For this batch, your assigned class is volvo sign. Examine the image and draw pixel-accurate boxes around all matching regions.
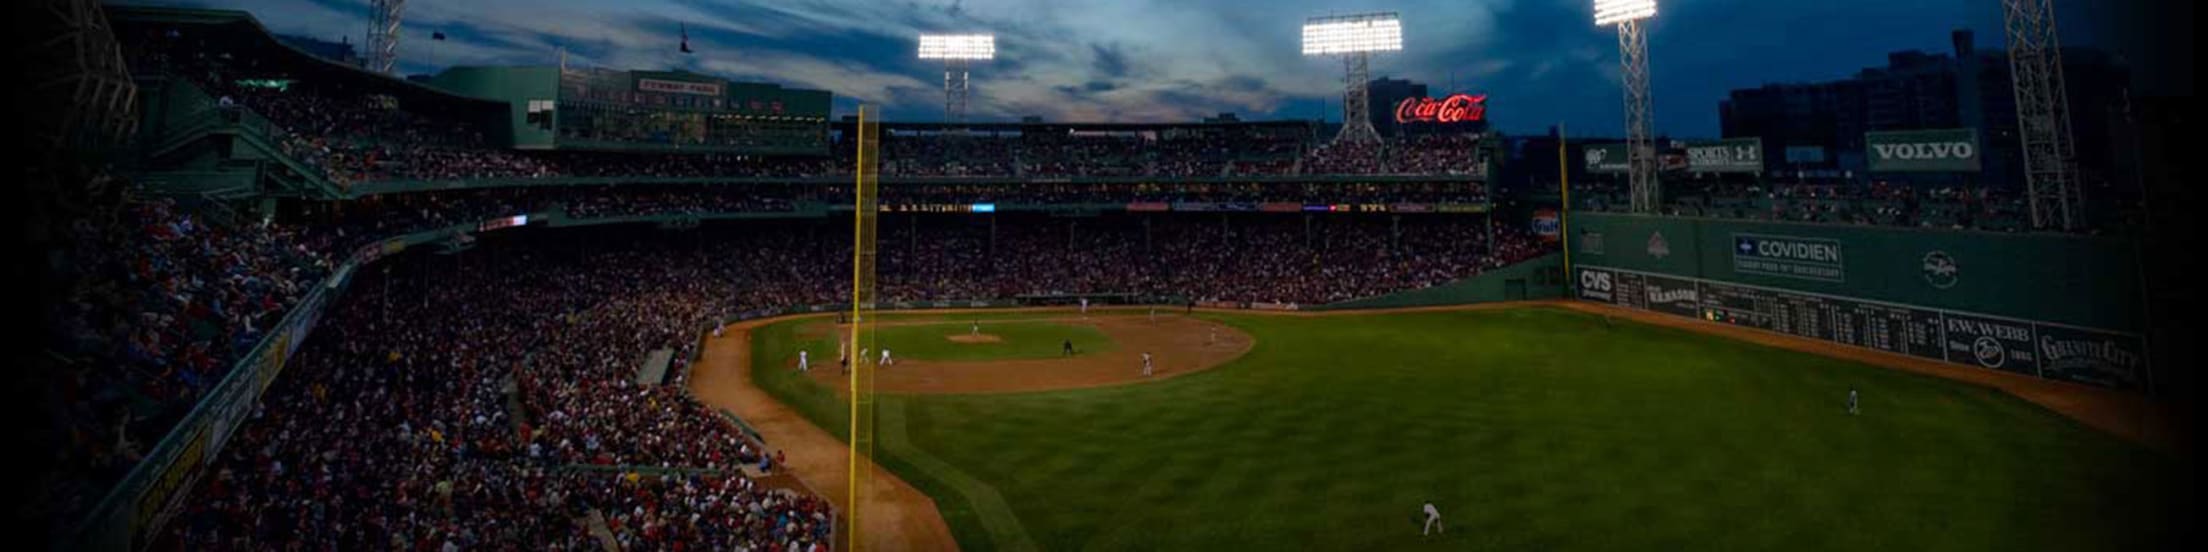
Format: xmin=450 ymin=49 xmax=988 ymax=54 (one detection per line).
xmin=1866 ymin=128 xmax=1981 ymax=172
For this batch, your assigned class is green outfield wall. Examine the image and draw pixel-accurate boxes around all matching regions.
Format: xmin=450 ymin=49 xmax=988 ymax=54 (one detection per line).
xmin=1567 ymin=212 xmax=2151 ymax=392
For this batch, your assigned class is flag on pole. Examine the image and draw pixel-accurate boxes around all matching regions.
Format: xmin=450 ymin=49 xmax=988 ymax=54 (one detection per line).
xmin=679 ymin=23 xmax=693 ymax=54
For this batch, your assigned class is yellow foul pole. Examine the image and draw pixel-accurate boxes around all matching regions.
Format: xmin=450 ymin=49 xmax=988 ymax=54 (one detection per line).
xmin=1558 ymin=124 xmax=1572 ymax=289
xmin=846 ymin=104 xmax=881 ymax=551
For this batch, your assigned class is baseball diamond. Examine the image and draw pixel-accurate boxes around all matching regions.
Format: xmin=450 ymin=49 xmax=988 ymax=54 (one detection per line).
xmin=23 ymin=2 xmax=2189 ymax=551
xmin=693 ymin=304 xmax=2179 ymax=551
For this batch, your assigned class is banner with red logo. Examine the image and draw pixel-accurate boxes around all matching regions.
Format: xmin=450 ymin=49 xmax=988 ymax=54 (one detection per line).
xmin=1395 ymin=93 xmax=1488 ymax=124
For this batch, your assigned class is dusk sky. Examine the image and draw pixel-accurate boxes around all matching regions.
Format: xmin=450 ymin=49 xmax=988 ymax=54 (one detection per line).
xmin=158 ymin=0 xmax=2176 ymax=138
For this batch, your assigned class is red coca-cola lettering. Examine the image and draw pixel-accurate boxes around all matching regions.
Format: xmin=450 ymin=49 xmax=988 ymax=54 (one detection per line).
xmin=1394 ymin=93 xmax=1488 ymax=124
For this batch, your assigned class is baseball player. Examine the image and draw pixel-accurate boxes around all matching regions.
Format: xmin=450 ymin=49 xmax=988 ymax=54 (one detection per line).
xmin=879 ymin=348 xmax=893 ymax=367
xmin=1422 ymin=502 xmax=1444 ymax=535
xmin=1062 ymin=339 xmax=1075 ymax=357
xmin=859 ymin=348 xmax=869 ymax=366
xmin=1848 ymin=387 xmax=1859 ymax=415
xmin=1141 ymin=352 xmax=1154 ymax=377
xmin=1148 ymin=306 xmax=1156 ymax=322
xmin=1080 ymin=297 xmax=1089 ymax=315
xmin=971 ymin=321 xmax=980 ymax=336
xmin=713 ymin=320 xmax=725 ymax=338
xmin=798 ymin=350 xmax=809 ymax=373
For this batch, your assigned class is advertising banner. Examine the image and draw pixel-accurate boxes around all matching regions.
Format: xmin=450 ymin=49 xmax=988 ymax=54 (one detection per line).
xmin=1584 ymin=144 xmax=1629 ymax=173
xmin=1866 ymin=128 xmax=1981 ymax=172
xmin=1731 ymin=233 xmax=1846 ymax=283
xmin=1531 ymin=209 xmax=1560 ymax=242
xmin=1685 ymin=137 xmax=1763 ymax=173
xmin=1576 ymin=267 xmax=1616 ymax=302
xmin=1941 ymin=313 xmax=2040 ymax=376
xmin=637 ymin=78 xmax=725 ymax=96
xmin=2033 ymin=325 xmax=2148 ymax=390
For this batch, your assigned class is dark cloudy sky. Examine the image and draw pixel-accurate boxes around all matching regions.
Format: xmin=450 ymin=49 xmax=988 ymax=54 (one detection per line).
xmin=158 ymin=0 xmax=2183 ymax=137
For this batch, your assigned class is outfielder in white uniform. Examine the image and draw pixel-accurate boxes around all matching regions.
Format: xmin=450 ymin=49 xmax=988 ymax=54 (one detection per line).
xmin=1141 ymin=352 xmax=1153 ymax=377
xmin=1422 ymin=502 xmax=1444 ymax=535
xmin=798 ymin=350 xmax=809 ymax=373
xmin=879 ymin=348 xmax=893 ymax=366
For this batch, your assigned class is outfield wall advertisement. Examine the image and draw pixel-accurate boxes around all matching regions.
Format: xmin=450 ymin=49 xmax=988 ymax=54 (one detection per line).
xmin=1576 ymin=265 xmax=2145 ymax=389
xmin=1569 ymin=212 xmax=2149 ymax=391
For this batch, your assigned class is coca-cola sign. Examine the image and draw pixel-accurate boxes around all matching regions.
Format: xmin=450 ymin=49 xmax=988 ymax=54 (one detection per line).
xmin=1394 ymin=93 xmax=1488 ymax=124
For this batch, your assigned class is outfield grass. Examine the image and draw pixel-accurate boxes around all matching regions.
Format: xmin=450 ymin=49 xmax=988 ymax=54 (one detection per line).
xmin=753 ymin=307 xmax=2181 ymax=551
xmin=871 ymin=320 xmax=1118 ymax=362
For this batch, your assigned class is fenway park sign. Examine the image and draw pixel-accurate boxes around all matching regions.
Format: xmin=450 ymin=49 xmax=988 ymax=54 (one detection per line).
xmin=1395 ymin=93 xmax=1488 ymax=124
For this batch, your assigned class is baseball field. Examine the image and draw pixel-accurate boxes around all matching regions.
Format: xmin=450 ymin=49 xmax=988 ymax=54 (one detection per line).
xmin=690 ymin=305 xmax=2180 ymax=551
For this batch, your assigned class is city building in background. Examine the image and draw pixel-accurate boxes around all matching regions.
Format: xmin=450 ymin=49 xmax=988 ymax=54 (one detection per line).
xmin=1719 ymin=29 xmax=2133 ymax=198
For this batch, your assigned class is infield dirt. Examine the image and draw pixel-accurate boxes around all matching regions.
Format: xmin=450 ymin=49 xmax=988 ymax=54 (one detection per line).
xmin=791 ymin=314 xmax=1255 ymax=394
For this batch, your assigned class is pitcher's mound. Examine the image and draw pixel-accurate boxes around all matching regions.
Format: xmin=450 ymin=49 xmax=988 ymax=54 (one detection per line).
xmin=947 ymin=334 xmax=1003 ymax=344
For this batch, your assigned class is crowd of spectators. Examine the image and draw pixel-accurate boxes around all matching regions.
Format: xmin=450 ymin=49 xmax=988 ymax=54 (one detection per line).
xmin=33 ymin=177 xmax=335 ymax=536
xmin=162 ymin=236 xmax=837 ymax=550
xmin=1570 ymin=178 xmax=2045 ymax=232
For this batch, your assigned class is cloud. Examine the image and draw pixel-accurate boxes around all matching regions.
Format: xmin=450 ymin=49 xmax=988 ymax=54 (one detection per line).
xmin=172 ymin=0 xmax=2141 ymax=136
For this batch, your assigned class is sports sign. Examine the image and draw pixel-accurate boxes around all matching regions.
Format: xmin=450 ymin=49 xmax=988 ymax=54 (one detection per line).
xmin=1394 ymin=93 xmax=1488 ymax=124
xmin=1866 ymin=128 xmax=1980 ymax=172
xmin=1684 ymin=137 xmax=1762 ymax=173
xmin=1583 ymin=144 xmax=1628 ymax=174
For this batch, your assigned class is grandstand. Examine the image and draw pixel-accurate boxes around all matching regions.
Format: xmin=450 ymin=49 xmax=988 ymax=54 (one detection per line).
xmin=21 ymin=2 xmax=2180 ymax=551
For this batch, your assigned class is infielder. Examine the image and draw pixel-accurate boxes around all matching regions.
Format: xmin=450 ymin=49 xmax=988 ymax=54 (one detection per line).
xmin=798 ymin=350 xmax=810 ymax=373
xmin=1422 ymin=502 xmax=1444 ymax=535
xmin=879 ymin=348 xmax=894 ymax=367
xmin=1141 ymin=352 xmax=1153 ymax=377
xmin=1080 ymin=297 xmax=1089 ymax=315
xmin=1062 ymin=339 xmax=1075 ymax=357
xmin=1848 ymin=387 xmax=1859 ymax=415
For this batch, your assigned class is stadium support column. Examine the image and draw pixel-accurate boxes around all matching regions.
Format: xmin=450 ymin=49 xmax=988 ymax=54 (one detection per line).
xmin=1617 ymin=18 xmax=1659 ymax=213
xmin=1337 ymin=51 xmax=1381 ymax=144
xmin=846 ymin=104 xmax=882 ymax=550
xmin=2003 ymin=0 xmax=2080 ymax=230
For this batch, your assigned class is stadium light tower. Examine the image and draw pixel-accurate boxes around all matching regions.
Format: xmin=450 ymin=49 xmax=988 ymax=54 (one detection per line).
xmin=2002 ymin=0 xmax=2080 ymax=231
xmin=1594 ymin=0 xmax=1658 ymax=213
xmin=1303 ymin=12 xmax=1402 ymax=144
xmin=366 ymin=0 xmax=405 ymax=74
xmin=917 ymin=34 xmax=995 ymax=124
